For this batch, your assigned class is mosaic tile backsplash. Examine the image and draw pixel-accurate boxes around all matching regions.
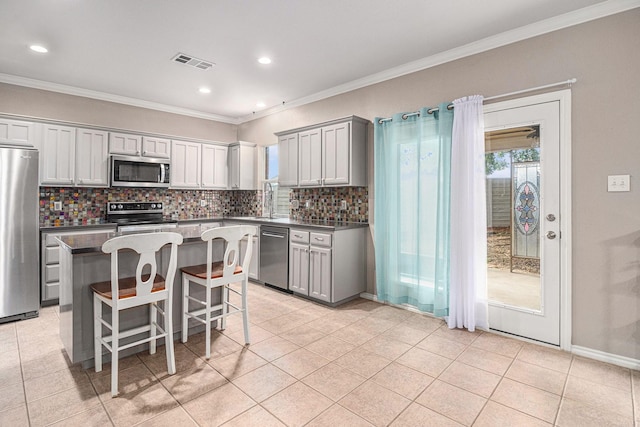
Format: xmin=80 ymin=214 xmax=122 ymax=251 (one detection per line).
xmin=39 ymin=186 xmax=368 ymax=227
xmin=39 ymin=187 xmax=262 ymax=227
xmin=289 ymin=186 xmax=368 ymax=223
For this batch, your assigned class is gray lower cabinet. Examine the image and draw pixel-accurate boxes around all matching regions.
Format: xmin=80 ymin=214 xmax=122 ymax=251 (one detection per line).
xmin=289 ymin=227 xmax=365 ymax=304
xmin=40 ymin=226 xmax=116 ymax=304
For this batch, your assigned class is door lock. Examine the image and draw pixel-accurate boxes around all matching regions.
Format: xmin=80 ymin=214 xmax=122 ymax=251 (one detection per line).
xmin=546 ymin=231 xmax=557 ymax=239
xmin=546 ymin=214 xmax=556 ymax=222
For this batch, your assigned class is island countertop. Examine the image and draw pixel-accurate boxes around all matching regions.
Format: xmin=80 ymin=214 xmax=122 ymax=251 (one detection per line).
xmin=57 ymin=224 xmax=208 ymax=254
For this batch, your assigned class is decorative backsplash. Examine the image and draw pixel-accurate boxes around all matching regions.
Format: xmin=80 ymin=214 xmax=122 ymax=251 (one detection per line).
xmin=39 ymin=187 xmax=262 ymax=227
xmin=289 ymin=186 xmax=368 ymax=223
xmin=40 ymin=186 xmax=368 ymax=227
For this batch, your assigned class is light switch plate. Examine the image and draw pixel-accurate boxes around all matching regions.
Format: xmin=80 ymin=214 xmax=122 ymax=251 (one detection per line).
xmin=54 ymin=201 xmax=62 ymax=211
xmin=608 ymin=174 xmax=630 ymax=192
xmin=200 ymin=199 xmax=207 ymax=207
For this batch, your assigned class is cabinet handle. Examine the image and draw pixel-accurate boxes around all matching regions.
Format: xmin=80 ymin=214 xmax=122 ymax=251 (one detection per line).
xmin=315 ymin=237 xmax=324 ymax=241
xmin=143 ymin=151 xmax=147 ymax=155
xmin=294 ymin=234 xmax=302 ymax=238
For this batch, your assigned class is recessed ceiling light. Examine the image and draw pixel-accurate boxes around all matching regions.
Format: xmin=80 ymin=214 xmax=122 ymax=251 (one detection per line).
xmin=256 ymin=102 xmax=266 ymax=108
xmin=199 ymin=87 xmax=211 ymax=94
xmin=258 ymin=57 xmax=272 ymax=65
xmin=30 ymin=45 xmax=48 ymax=53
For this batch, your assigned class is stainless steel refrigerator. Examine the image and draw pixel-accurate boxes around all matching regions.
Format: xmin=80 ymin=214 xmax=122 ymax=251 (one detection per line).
xmin=0 ymin=146 xmax=39 ymax=322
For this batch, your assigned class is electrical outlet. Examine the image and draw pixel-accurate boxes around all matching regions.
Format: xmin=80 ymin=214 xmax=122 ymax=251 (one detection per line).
xmin=305 ymin=200 xmax=312 ymax=209
xmin=291 ymin=200 xmax=300 ymax=209
xmin=200 ymin=199 xmax=207 ymax=207
xmin=608 ymin=174 xmax=631 ymax=192
xmin=341 ymin=200 xmax=348 ymax=210
xmin=54 ymin=201 xmax=62 ymax=211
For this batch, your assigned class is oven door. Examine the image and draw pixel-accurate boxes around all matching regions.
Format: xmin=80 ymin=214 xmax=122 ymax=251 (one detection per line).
xmin=111 ymin=155 xmax=170 ymax=188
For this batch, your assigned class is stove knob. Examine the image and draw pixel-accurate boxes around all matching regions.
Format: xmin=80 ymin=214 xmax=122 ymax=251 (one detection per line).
xmin=110 ymin=204 xmax=117 ymax=210
xmin=157 ymin=203 xmax=162 ymax=209
xmin=117 ymin=204 xmax=123 ymax=209
xmin=151 ymin=204 xmax=156 ymax=209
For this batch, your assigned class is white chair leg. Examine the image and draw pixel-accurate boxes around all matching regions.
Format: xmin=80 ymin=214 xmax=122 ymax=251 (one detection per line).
xmin=150 ymin=302 xmax=157 ymax=355
xmin=93 ymin=295 xmax=103 ymax=372
xmin=221 ymin=285 xmax=228 ymax=331
xmin=182 ymin=275 xmax=189 ymax=343
xmin=241 ymin=278 xmax=250 ymax=345
xmin=111 ymin=309 xmax=120 ymax=397
xmin=205 ymin=281 xmax=212 ymax=360
xmin=164 ymin=299 xmax=176 ymax=375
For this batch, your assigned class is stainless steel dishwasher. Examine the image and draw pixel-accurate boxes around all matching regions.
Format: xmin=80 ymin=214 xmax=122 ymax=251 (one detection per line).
xmin=259 ymin=226 xmax=290 ymax=291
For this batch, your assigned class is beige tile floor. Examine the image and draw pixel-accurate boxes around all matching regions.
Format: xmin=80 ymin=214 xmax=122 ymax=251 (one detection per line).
xmin=1 ymin=281 xmax=638 ymax=426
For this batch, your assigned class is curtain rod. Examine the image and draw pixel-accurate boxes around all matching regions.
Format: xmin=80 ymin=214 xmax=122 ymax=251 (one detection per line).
xmin=377 ymin=78 xmax=577 ymax=124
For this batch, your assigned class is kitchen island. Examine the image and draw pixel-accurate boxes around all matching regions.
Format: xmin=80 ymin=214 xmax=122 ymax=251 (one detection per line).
xmin=57 ymin=224 xmax=226 ymax=367
xmin=56 ymin=218 xmax=369 ymax=367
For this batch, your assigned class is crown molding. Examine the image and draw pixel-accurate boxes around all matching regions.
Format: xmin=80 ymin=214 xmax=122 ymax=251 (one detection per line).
xmin=0 ymin=73 xmax=241 ymax=125
xmin=1 ymin=0 xmax=638 ymax=125
xmin=239 ymin=0 xmax=640 ymax=123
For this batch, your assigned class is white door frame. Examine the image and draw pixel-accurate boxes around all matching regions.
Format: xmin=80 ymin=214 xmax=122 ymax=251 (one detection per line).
xmin=483 ymin=89 xmax=572 ymax=351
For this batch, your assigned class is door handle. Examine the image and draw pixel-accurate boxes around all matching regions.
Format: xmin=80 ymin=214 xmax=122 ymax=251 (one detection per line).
xmin=546 ymin=231 xmax=557 ymax=239
xmin=262 ymin=232 xmax=285 ymax=239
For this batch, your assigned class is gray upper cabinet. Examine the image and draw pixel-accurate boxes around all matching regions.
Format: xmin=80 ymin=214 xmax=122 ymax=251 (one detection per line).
xmin=278 ymin=133 xmax=299 ymax=186
xmin=275 ymin=116 xmax=368 ymax=188
xmin=142 ymin=136 xmax=171 ymax=158
xmin=75 ymin=128 xmax=109 ymax=187
xmin=228 ymin=141 xmax=256 ymax=190
xmin=109 ymin=132 xmax=142 ymax=156
xmin=0 ymin=118 xmax=36 ymax=147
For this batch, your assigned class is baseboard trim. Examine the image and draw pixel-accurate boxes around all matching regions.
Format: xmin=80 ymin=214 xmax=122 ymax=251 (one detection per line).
xmin=571 ymin=345 xmax=640 ymax=370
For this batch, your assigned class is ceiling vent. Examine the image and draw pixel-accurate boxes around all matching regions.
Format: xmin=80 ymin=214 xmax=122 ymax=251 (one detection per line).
xmin=172 ymin=53 xmax=215 ymax=70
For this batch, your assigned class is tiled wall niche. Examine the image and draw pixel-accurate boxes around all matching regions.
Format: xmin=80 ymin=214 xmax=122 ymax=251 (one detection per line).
xmin=40 ymin=186 xmax=369 ymax=227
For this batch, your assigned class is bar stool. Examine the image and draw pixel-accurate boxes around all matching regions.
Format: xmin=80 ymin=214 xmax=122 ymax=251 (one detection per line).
xmin=91 ymin=232 xmax=183 ymax=397
xmin=181 ymin=225 xmax=257 ymax=359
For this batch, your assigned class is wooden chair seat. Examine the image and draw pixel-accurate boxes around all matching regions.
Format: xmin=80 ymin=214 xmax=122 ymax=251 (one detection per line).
xmin=91 ymin=274 xmax=166 ymax=300
xmin=180 ymin=262 xmax=242 ymax=279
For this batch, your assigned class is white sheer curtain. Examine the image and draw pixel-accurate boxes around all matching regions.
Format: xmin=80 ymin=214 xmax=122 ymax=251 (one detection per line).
xmin=448 ymin=95 xmax=488 ymax=331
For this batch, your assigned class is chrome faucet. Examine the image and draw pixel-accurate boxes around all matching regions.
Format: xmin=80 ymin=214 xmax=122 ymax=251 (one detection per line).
xmin=265 ymin=182 xmax=274 ymax=219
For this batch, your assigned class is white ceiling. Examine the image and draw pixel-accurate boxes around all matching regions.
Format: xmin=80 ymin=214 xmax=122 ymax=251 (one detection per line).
xmin=0 ymin=0 xmax=635 ymax=124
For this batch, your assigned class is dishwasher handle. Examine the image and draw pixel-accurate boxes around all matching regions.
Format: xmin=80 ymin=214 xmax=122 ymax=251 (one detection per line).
xmin=262 ymin=232 xmax=286 ymax=239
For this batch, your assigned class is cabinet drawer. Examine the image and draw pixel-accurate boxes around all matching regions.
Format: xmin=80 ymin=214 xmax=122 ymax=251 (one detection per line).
xmin=45 ymin=264 xmax=59 ymax=283
xmin=290 ymin=230 xmax=309 ymax=244
xmin=44 ymin=282 xmax=60 ymax=301
xmin=45 ymin=233 xmax=61 ymax=246
xmin=310 ymin=232 xmax=332 ymax=248
xmin=45 ymin=246 xmax=60 ymax=264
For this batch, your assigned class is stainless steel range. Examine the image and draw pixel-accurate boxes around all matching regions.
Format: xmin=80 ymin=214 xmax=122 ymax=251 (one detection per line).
xmin=107 ymin=201 xmax=178 ymax=232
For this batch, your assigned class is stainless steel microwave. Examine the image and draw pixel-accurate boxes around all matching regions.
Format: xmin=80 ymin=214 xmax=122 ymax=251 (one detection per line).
xmin=110 ymin=155 xmax=170 ymax=187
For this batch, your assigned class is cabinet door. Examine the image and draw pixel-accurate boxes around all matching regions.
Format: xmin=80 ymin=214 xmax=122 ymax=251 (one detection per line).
xmin=142 ymin=136 xmax=171 ymax=158
xmin=201 ymin=144 xmax=228 ymax=189
xmin=309 ymin=246 xmax=331 ymax=302
xmin=228 ymin=144 xmax=240 ymax=189
xmin=278 ymin=134 xmax=298 ymax=186
xmin=0 ymin=118 xmax=35 ymax=147
xmin=41 ymin=124 xmax=76 ymax=185
xmin=75 ymin=128 xmax=109 ymax=187
xmin=171 ymin=140 xmax=201 ymax=188
xmin=298 ymin=129 xmax=322 ymax=186
xmin=109 ymin=132 xmax=142 ymax=156
xmin=322 ymin=122 xmax=350 ymax=185
xmin=290 ymin=242 xmax=309 ymax=295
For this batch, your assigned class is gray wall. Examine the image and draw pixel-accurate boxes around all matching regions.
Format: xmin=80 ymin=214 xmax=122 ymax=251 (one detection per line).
xmin=0 ymin=83 xmax=238 ymax=142
xmin=237 ymin=10 xmax=640 ymax=360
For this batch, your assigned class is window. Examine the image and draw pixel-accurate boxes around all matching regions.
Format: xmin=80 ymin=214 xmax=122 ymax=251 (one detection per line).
xmin=263 ymin=144 xmax=290 ymax=217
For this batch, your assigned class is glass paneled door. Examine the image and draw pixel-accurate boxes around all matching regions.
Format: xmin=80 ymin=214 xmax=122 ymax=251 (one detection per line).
xmin=484 ymin=99 xmax=562 ymax=345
